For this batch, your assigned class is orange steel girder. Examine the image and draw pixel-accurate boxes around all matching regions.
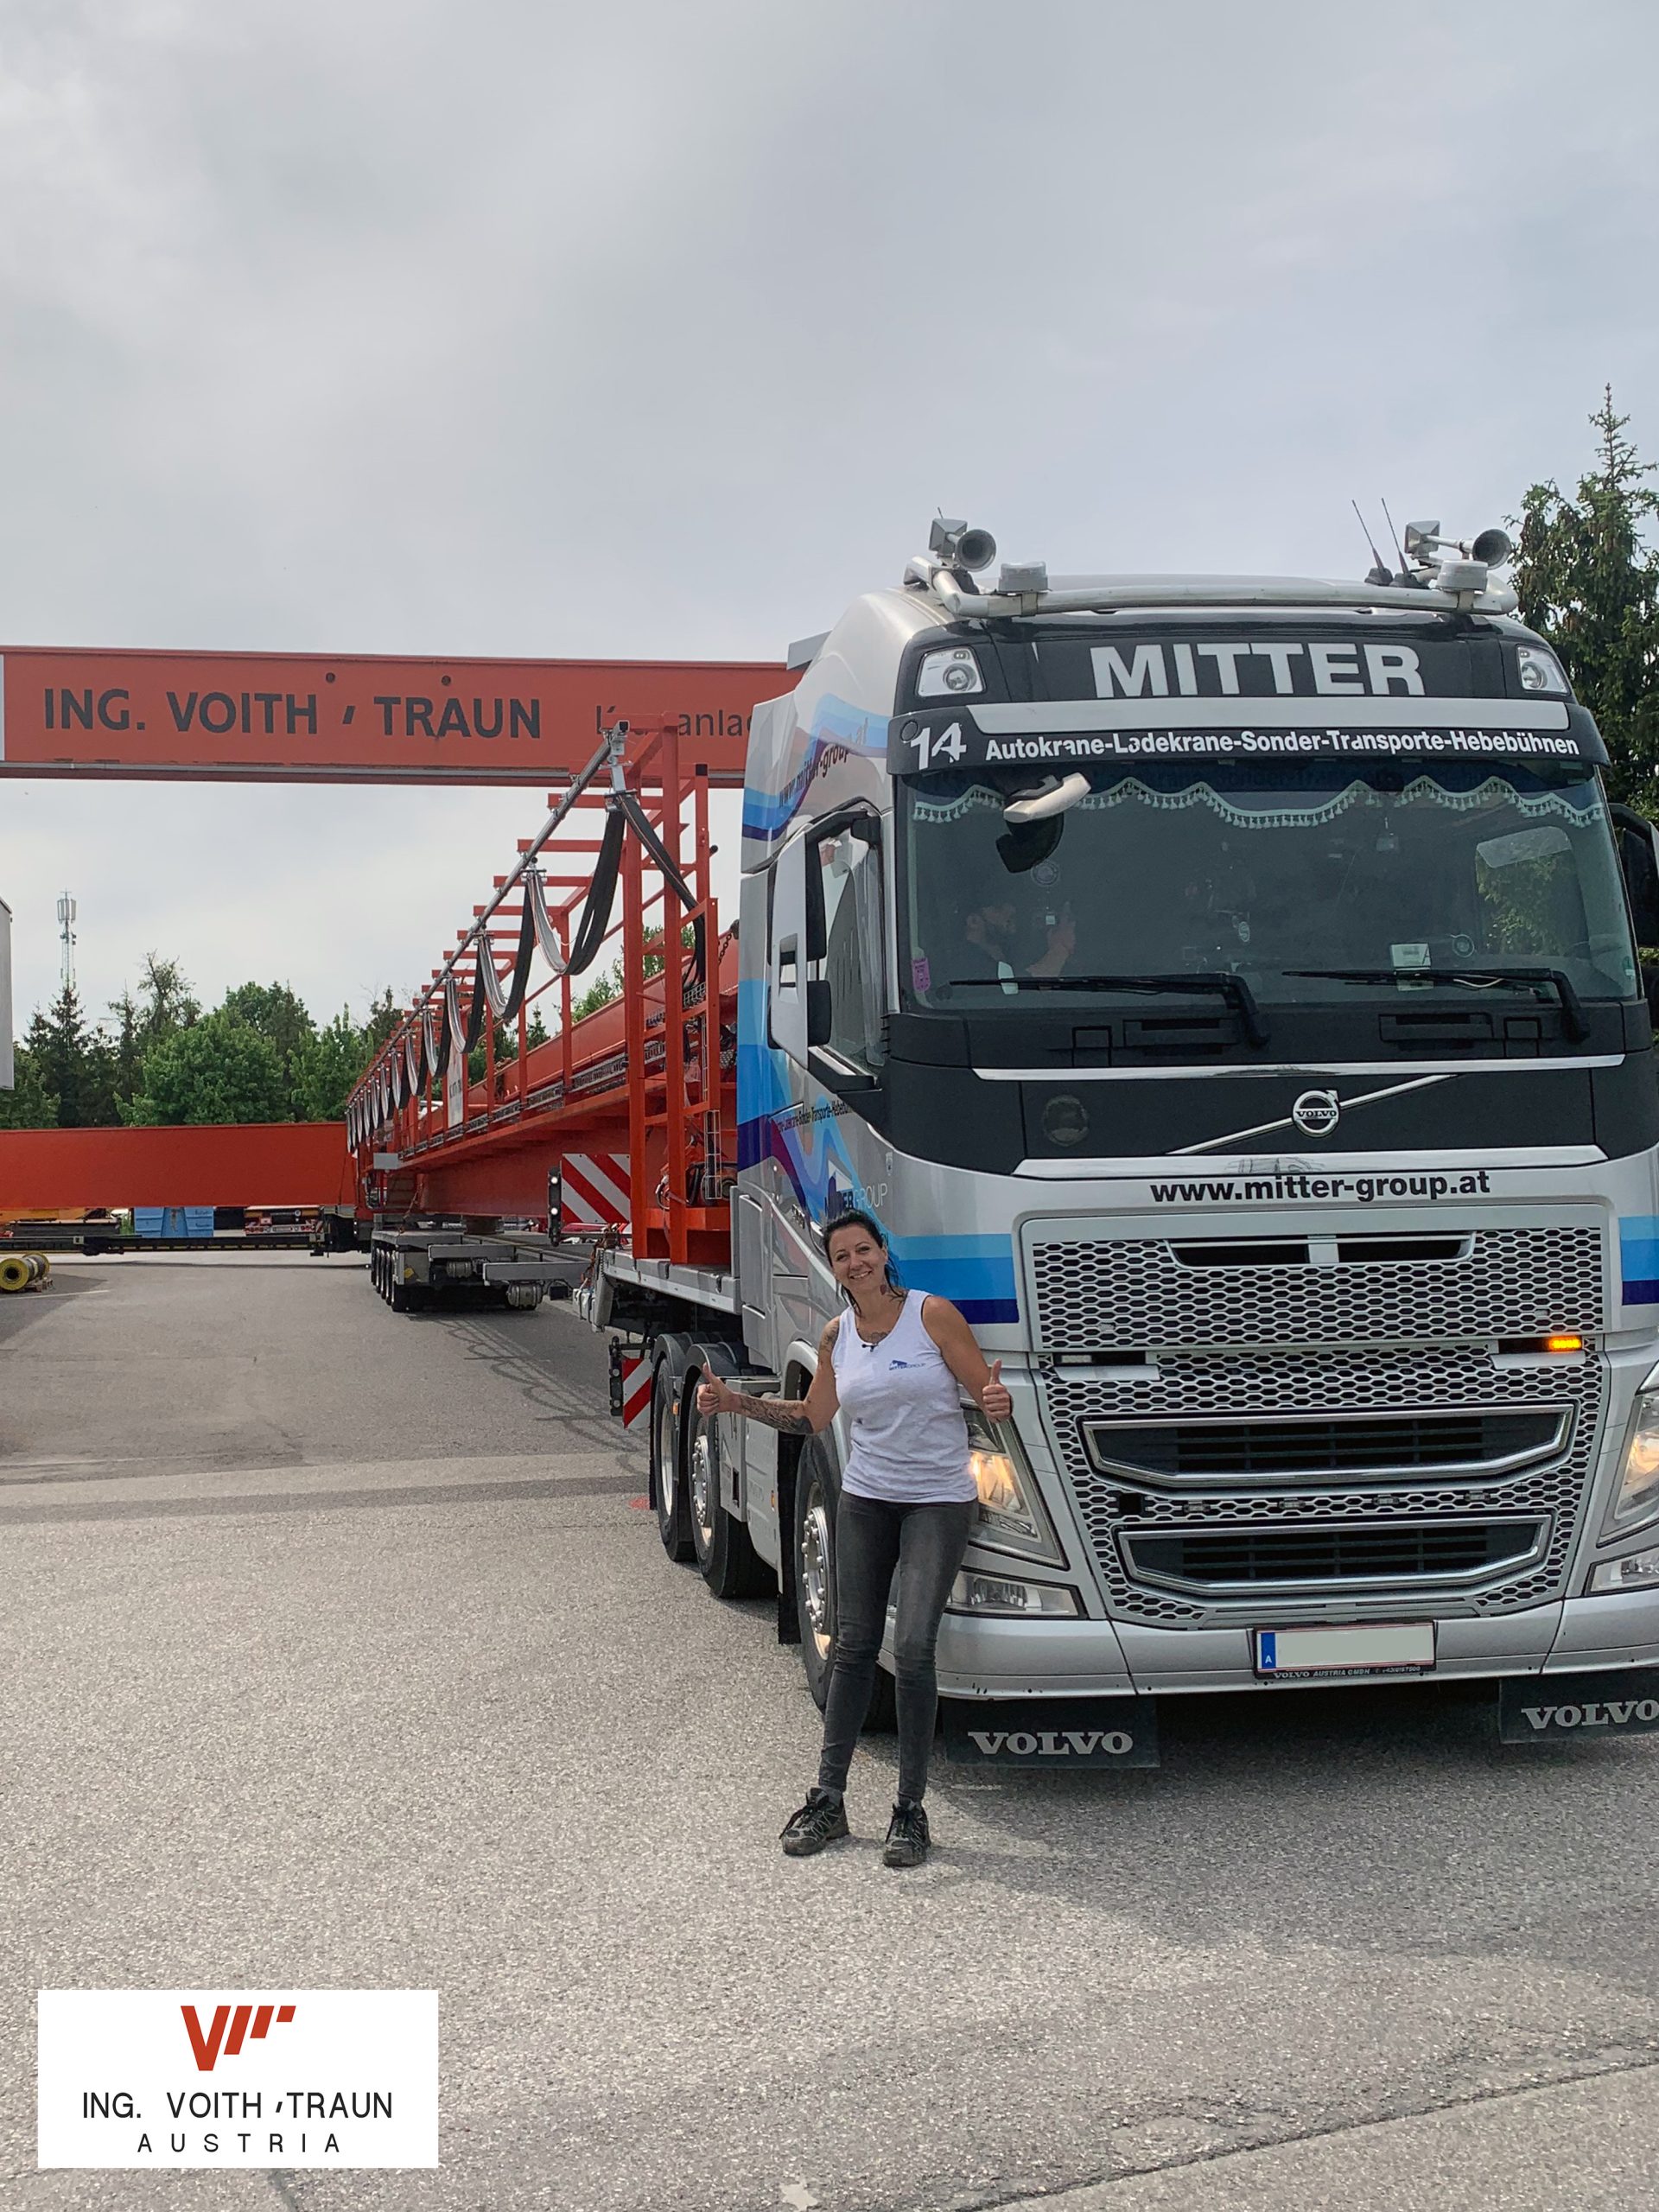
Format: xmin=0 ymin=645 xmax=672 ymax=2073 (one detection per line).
xmin=0 ymin=1122 xmax=355 ymax=1211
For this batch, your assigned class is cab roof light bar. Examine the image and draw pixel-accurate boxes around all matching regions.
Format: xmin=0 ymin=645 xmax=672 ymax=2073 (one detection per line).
xmin=905 ymin=515 xmax=1520 ymax=621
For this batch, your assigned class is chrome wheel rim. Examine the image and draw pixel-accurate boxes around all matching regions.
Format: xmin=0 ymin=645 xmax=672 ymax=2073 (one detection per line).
xmin=689 ymin=1416 xmax=715 ymax=1550
xmin=800 ymin=1484 xmax=833 ymax=1661
xmin=655 ymin=1384 xmax=676 ymax=1527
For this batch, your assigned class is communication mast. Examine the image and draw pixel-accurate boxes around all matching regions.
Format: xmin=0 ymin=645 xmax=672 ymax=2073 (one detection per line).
xmin=56 ymin=892 xmax=76 ymax=992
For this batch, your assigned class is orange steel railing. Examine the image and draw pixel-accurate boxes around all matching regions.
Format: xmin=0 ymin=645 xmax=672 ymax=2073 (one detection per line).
xmin=346 ymin=721 xmax=734 ymax=1268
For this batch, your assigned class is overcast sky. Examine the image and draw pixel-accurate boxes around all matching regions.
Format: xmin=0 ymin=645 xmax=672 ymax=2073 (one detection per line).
xmin=3 ymin=0 xmax=1656 ymax=1038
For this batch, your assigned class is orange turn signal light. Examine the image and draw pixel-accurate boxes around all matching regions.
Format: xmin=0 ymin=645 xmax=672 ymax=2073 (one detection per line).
xmin=1543 ymin=1333 xmax=1585 ymax=1354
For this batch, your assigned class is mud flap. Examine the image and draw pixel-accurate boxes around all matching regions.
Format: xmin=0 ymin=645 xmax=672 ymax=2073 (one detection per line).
xmin=1498 ymin=1666 xmax=1659 ymax=1743
xmin=940 ymin=1696 xmax=1160 ymax=1769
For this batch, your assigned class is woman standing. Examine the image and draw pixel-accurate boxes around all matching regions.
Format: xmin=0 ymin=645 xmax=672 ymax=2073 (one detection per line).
xmin=696 ymin=1208 xmax=1012 ymax=1869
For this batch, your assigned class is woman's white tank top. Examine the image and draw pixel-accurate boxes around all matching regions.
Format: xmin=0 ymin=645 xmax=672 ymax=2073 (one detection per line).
xmin=831 ymin=1290 xmax=978 ymax=1505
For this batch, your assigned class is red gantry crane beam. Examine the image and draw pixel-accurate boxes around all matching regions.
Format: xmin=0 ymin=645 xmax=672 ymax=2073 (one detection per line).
xmin=345 ymin=720 xmax=735 ymax=1261
xmin=0 ymin=648 xmax=787 ymax=783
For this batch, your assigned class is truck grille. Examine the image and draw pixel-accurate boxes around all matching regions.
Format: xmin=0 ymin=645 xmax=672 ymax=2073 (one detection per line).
xmin=1120 ymin=1516 xmax=1549 ymax=1596
xmin=1084 ymin=1409 xmax=1567 ymax=1488
xmin=1041 ymin=1346 xmax=1603 ymax=1625
xmin=1027 ymin=1224 xmax=1604 ymax=1351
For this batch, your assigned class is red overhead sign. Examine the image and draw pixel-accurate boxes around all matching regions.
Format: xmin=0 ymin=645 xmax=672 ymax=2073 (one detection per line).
xmin=0 ymin=647 xmax=791 ymax=784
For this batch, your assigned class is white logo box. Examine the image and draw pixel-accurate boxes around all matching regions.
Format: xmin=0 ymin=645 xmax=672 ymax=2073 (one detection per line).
xmin=38 ymin=1990 xmax=438 ymax=2169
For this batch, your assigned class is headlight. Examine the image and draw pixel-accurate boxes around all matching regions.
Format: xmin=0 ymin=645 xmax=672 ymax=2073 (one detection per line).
xmin=1589 ymin=1543 xmax=1659 ymax=1593
xmin=917 ymin=647 xmax=983 ymax=698
xmin=1608 ymin=1391 xmax=1659 ymax=1530
xmin=964 ymin=1406 xmax=1066 ymax=1565
xmin=948 ymin=1570 xmax=1080 ymax=1617
xmin=1516 ymin=645 xmax=1568 ymax=695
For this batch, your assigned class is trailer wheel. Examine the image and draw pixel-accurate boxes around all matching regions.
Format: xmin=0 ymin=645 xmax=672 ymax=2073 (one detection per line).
xmin=388 ymin=1272 xmax=409 ymax=1313
xmin=504 ymin=1283 xmax=543 ymax=1311
xmin=651 ymin=1359 xmax=695 ymax=1562
xmin=684 ymin=1380 xmax=770 ymax=1600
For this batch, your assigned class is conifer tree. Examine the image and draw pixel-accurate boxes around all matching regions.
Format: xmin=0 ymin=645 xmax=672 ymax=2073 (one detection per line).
xmin=1515 ymin=388 xmax=1659 ymax=810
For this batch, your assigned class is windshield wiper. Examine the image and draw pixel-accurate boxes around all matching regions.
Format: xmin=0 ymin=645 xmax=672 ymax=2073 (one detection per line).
xmin=1287 ymin=967 xmax=1589 ymax=1043
xmin=948 ymin=970 xmax=1268 ymax=1047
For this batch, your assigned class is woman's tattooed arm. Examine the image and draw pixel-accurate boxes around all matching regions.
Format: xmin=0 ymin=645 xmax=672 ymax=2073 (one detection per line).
xmin=727 ymin=1393 xmax=813 ymax=1434
xmin=696 ymin=1318 xmax=841 ymax=1434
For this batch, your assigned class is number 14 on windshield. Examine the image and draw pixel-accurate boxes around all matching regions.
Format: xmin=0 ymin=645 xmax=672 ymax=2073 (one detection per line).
xmin=907 ymin=722 xmax=966 ymax=769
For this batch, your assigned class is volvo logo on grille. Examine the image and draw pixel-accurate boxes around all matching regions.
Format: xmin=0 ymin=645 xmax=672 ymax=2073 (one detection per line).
xmin=1291 ymin=1089 xmax=1340 ymax=1138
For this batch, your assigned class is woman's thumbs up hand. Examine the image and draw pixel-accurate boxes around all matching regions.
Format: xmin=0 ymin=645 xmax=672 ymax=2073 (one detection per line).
xmin=981 ymin=1358 xmax=1013 ymax=1422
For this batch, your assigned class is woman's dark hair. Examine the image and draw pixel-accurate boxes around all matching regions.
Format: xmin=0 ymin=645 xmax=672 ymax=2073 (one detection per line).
xmin=820 ymin=1206 xmax=903 ymax=1294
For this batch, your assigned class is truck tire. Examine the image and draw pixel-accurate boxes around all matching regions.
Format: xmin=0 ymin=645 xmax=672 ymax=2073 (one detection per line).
xmin=793 ymin=1437 xmax=839 ymax=1709
xmin=683 ymin=1378 xmax=771 ymax=1600
xmin=651 ymin=1358 xmax=695 ymax=1562
xmin=792 ymin=1436 xmax=897 ymax=1727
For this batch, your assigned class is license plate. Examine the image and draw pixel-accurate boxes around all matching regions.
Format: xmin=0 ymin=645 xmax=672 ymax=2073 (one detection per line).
xmin=1255 ymin=1622 xmax=1435 ymax=1679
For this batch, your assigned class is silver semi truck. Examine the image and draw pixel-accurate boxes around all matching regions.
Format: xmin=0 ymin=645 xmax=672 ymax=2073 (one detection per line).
xmin=598 ymin=520 xmax=1659 ymax=1762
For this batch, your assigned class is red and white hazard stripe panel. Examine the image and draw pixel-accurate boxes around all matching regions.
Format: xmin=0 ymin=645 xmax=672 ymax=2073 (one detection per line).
xmin=617 ymin=1353 xmax=652 ymax=1428
xmin=562 ymin=1152 xmax=631 ymax=1229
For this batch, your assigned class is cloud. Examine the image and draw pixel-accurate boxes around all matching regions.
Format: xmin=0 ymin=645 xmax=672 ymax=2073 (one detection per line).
xmin=1 ymin=0 xmax=1656 ymax=1037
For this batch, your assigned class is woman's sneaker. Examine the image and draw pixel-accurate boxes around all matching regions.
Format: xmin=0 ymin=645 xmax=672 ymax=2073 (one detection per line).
xmin=882 ymin=1800 xmax=930 ymax=1868
xmin=780 ymin=1789 xmax=849 ymax=1857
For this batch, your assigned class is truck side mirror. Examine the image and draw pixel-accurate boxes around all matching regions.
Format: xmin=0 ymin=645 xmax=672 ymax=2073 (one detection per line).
xmin=768 ymin=836 xmax=812 ymax=1065
xmin=1613 ymin=805 xmax=1659 ymax=945
xmin=806 ymin=982 xmax=832 ymax=1049
xmin=803 ymin=839 xmax=827 ymax=963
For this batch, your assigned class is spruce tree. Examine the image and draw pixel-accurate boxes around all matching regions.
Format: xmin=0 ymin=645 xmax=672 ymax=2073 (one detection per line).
xmin=21 ymin=986 xmax=115 ymax=1127
xmin=1515 ymin=388 xmax=1659 ymax=810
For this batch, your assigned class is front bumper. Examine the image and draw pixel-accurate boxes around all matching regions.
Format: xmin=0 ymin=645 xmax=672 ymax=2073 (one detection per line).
xmin=930 ymin=1584 xmax=1659 ymax=1698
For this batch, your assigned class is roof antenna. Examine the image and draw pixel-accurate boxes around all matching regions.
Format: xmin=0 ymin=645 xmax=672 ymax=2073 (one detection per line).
xmin=1351 ymin=499 xmax=1391 ymax=587
xmin=1379 ymin=496 xmax=1408 ymax=580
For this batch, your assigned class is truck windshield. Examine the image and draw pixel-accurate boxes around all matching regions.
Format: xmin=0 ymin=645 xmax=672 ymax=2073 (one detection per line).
xmin=899 ymin=761 xmax=1638 ymax=1009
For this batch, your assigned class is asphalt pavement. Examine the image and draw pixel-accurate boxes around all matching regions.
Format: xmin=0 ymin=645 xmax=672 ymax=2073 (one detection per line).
xmin=4 ymin=1255 xmax=1659 ymax=2211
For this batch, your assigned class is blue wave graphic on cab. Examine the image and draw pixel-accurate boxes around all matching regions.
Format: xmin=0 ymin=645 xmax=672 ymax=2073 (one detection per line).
xmin=735 ymin=980 xmax=861 ymax=1207
xmin=1620 ymin=1216 xmax=1659 ymax=1304
xmin=737 ymin=982 xmax=1020 ymax=1324
xmin=741 ymin=694 xmax=889 ymax=851
xmin=887 ymin=1234 xmax=1019 ymax=1326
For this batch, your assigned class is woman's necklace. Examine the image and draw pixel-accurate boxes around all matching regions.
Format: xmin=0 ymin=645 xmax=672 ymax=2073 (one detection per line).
xmin=852 ymin=1287 xmax=906 ymax=1346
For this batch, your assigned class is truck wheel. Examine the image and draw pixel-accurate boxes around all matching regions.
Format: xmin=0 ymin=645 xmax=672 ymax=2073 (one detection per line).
xmin=685 ymin=1381 xmax=771 ymax=1600
xmin=794 ymin=1437 xmax=840 ymax=1708
xmin=792 ymin=1437 xmax=896 ymax=1726
xmin=388 ymin=1272 xmax=408 ymax=1313
xmin=651 ymin=1359 xmax=695 ymax=1562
